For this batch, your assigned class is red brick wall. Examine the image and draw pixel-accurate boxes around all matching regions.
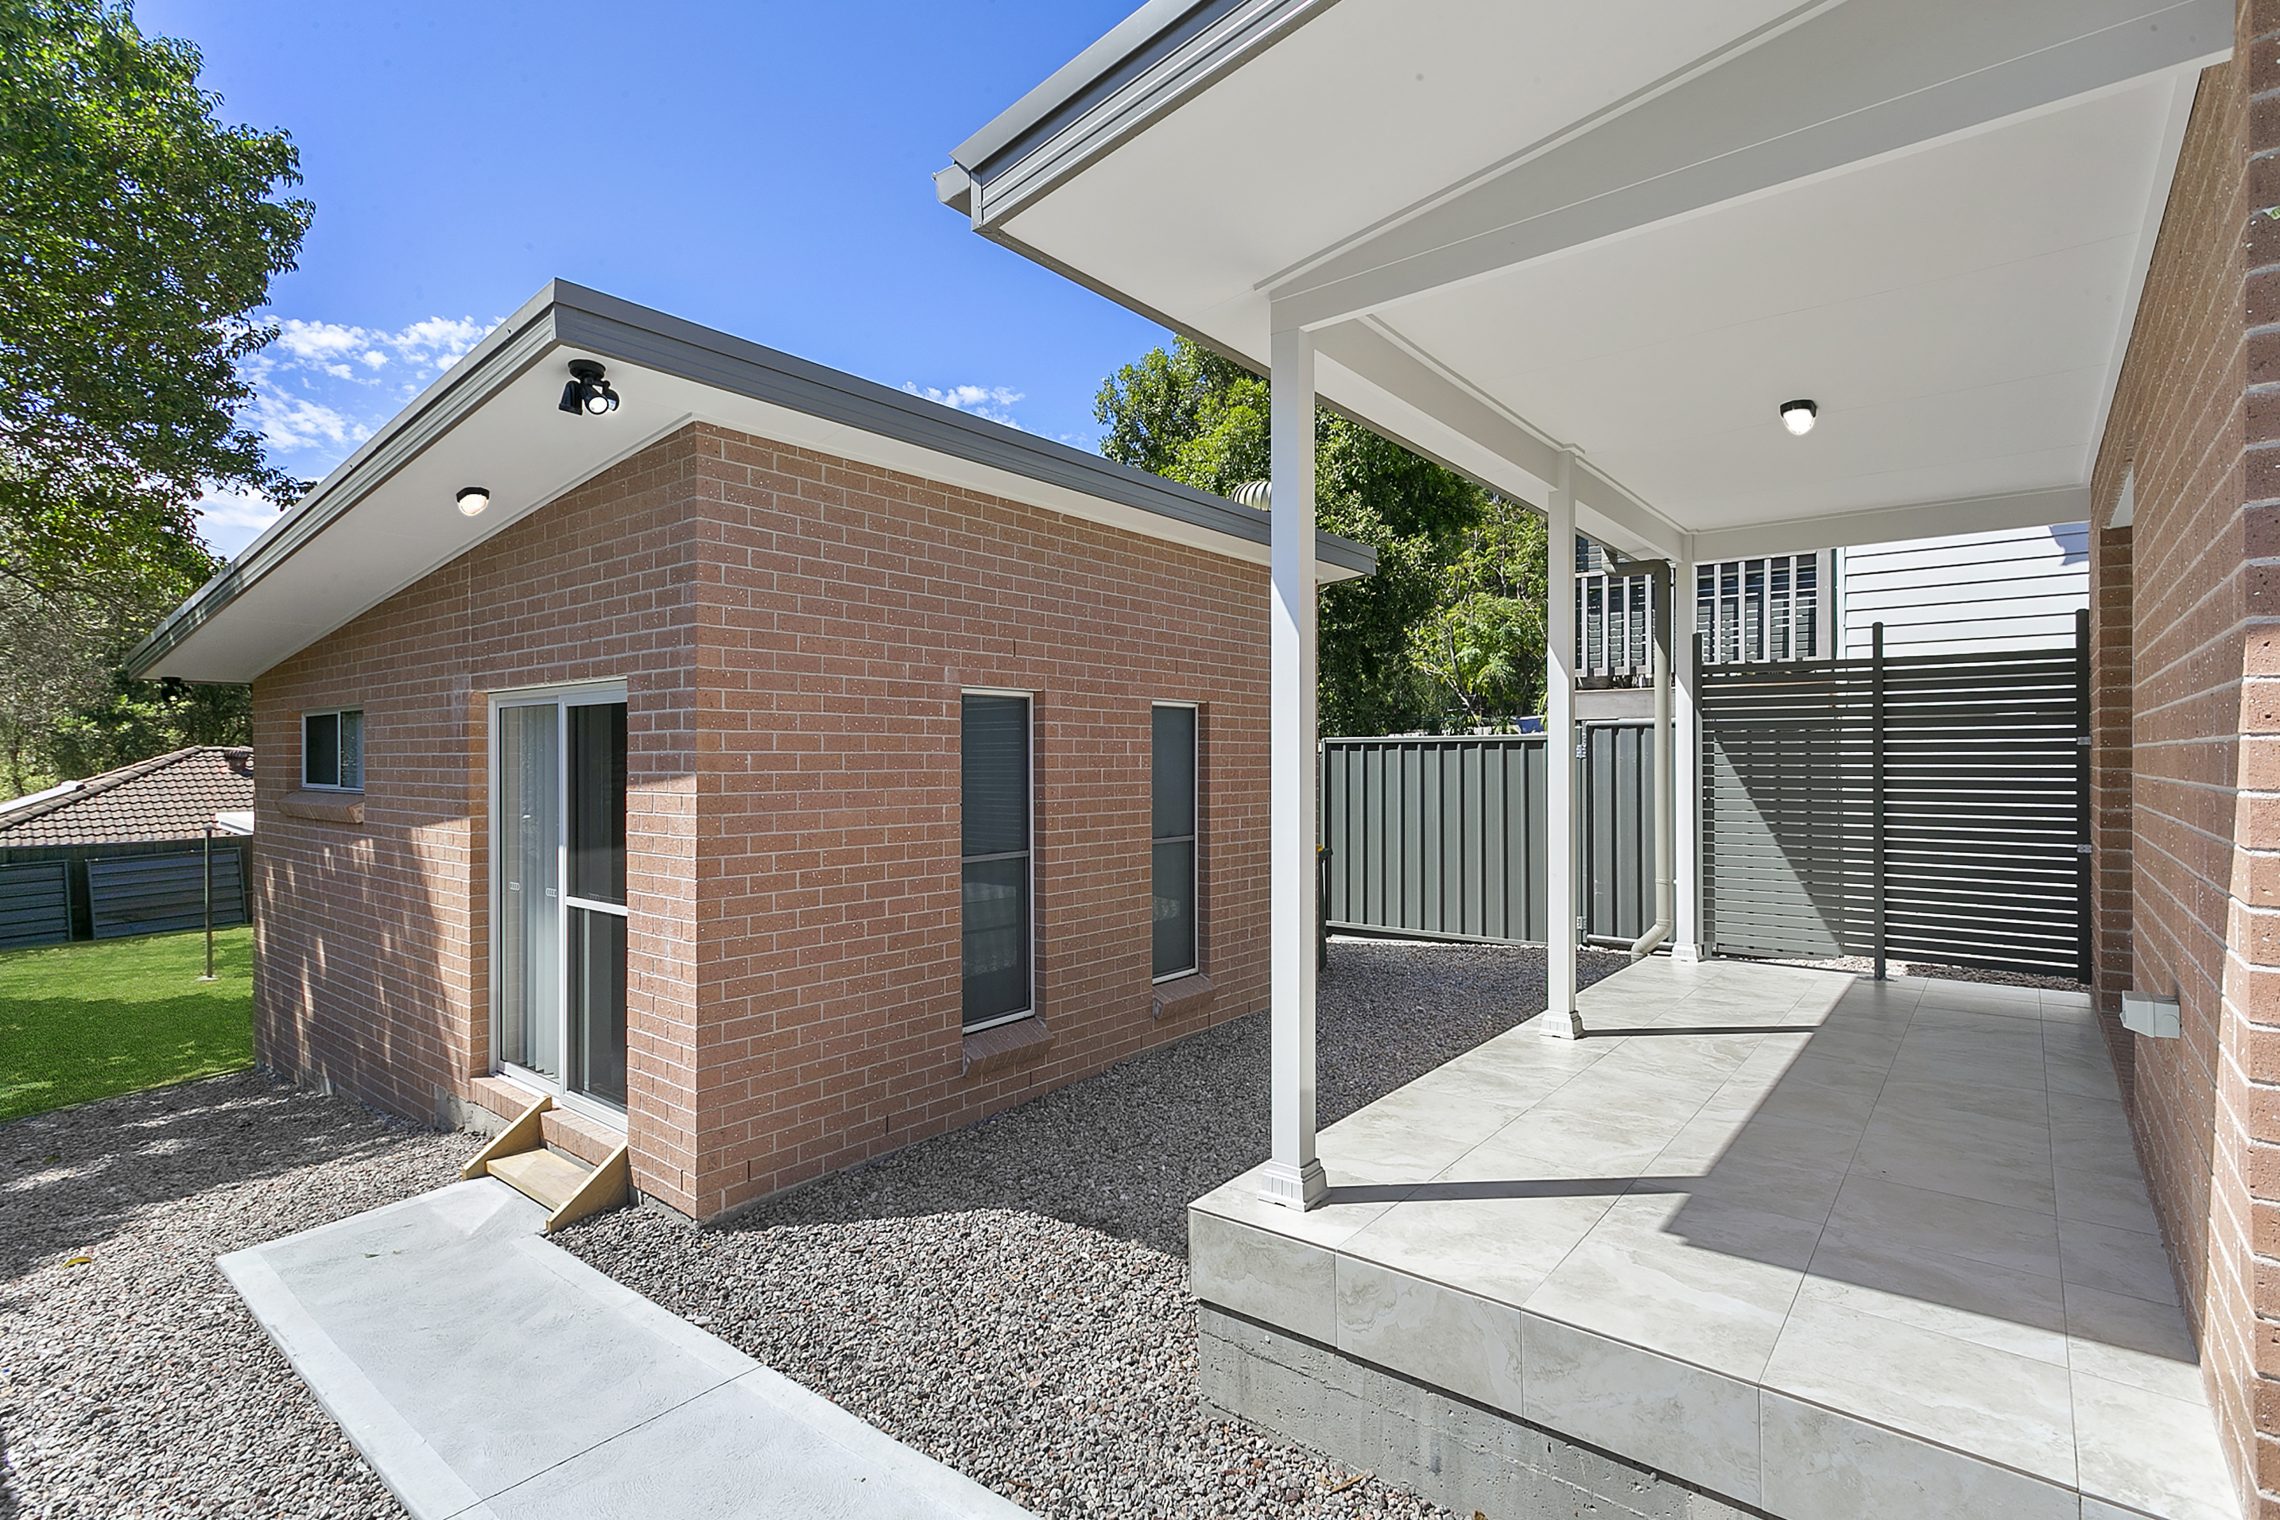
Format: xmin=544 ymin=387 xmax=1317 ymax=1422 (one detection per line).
xmin=2091 ymin=520 xmax=2137 ymax=1100
xmin=250 ymin=436 xmax=704 ymax=1212
xmin=685 ymin=423 xmax=1269 ymax=1218
xmin=249 ymin=421 xmax=1274 ymax=1223
xmin=2089 ymin=7 xmax=2280 ymax=1510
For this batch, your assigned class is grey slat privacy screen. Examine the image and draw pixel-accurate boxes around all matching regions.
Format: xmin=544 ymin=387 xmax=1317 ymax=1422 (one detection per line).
xmin=86 ymin=849 xmax=248 ymax=940
xmin=1699 ymin=616 xmax=2089 ymax=979
xmin=1320 ymin=725 xmax=1653 ymax=946
xmin=0 ymin=861 xmax=72 ymax=948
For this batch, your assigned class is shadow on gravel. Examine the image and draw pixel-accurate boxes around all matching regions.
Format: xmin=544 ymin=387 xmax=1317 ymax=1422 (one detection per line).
xmin=0 ymin=1070 xmax=439 ymax=1283
xmin=688 ymin=943 xmax=1628 ymax=1259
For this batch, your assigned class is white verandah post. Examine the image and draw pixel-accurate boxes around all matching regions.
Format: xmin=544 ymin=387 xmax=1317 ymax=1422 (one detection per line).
xmin=1543 ymin=449 xmax=1585 ymax=1038
xmin=1672 ymin=553 xmax=1705 ymax=962
xmin=1260 ymin=324 xmax=1327 ymax=1209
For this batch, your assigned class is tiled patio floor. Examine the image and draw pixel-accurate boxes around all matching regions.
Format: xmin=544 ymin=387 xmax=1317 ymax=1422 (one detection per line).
xmin=1191 ymin=957 xmax=2235 ymax=1520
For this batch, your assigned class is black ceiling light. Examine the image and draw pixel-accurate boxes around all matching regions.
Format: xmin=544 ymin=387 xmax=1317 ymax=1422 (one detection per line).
xmin=1779 ymin=398 xmax=1819 ymax=437
xmin=559 ymin=359 xmax=620 ymax=417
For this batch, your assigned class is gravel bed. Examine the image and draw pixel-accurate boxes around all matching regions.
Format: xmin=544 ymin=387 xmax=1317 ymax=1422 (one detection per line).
xmin=1762 ymin=952 xmax=2086 ymax=992
xmin=564 ymin=939 xmax=1626 ymax=1520
xmin=1 ymin=1072 xmax=477 ymax=1519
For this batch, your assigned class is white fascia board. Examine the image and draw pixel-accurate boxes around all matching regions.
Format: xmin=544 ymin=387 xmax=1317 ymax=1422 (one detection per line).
xmin=1266 ymin=0 xmax=2232 ymax=330
xmin=951 ymin=0 xmax=1336 ymax=230
xmin=1686 ymin=485 xmax=2093 ymax=561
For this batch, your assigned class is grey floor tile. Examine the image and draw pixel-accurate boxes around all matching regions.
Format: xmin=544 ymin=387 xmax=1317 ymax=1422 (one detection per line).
xmin=1521 ymin=1313 xmax=1761 ymax=1504
xmin=2064 ymin=1282 xmax=2205 ymax=1404
xmin=1799 ymin=1228 xmax=2068 ymax=1364
xmin=2071 ymin=1369 xmax=2236 ymax=1520
xmin=1760 ymin=1390 xmax=2078 ymax=1520
xmin=2060 ymin=1216 xmax=2180 ymax=1305
xmin=1823 ymin=1175 xmax=2062 ymax=1279
xmin=1762 ymin=1296 xmax=2076 ymax=1486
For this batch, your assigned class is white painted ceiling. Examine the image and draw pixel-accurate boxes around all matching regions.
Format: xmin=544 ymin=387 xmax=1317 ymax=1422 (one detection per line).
xmin=985 ymin=0 xmax=2218 ymax=556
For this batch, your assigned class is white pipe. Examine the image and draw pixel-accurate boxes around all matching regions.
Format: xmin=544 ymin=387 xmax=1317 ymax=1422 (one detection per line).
xmin=1630 ymin=559 xmax=1676 ymax=960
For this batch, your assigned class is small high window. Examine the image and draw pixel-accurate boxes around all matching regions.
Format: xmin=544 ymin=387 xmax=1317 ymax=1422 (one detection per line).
xmin=303 ymin=709 xmax=363 ymax=791
xmin=1152 ymin=703 xmax=1199 ymax=980
xmin=961 ymin=693 xmax=1033 ymax=1029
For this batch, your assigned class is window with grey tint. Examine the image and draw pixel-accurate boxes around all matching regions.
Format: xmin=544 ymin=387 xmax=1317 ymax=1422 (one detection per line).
xmin=302 ymin=709 xmax=363 ymax=790
xmin=1152 ymin=704 xmax=1198 ymax=978
xmin=961 ymin=694 xmax=1032 ymax=1028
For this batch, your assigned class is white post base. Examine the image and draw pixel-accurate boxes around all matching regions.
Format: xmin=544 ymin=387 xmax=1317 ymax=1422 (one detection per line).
xmin=1258 ymin=1157 xmax=1329 ymax=1209
xmin=1671 ymin=942 xmax=1705 ymax=965
xmin=1539 ymin=1006 xmax=1587 ymax=1040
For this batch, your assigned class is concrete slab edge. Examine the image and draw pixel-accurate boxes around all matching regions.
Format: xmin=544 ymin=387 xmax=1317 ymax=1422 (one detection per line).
xmin=218 ymin=1246 xmax=484 ymax=1520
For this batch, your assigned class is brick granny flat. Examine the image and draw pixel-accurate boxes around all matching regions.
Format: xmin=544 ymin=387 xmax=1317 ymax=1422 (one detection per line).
xmin=132 ymin=286 xmax=1371 ymax=1221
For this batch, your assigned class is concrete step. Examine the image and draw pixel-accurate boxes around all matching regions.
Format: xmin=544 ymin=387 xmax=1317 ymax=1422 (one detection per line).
xmin=541 ymin=1106 xmax=623 ymax=1168
xmin=486 ymin=1148 xmax=593 ymax=1215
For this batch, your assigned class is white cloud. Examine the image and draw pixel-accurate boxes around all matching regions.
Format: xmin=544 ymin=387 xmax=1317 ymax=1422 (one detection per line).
xmin=267 ymin=314 xmax=497 ymax=387
xmin=191 ymin=482 xmax=286 ymax=558
xmin=248 ymin=391 xmax=368 ymax=453
xmin=901 ymin=381 xmax=1025 ymax=428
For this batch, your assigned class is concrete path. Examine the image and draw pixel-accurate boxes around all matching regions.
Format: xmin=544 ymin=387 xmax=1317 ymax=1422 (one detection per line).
xmin=221 ymin=1179 xmax=1034 ymax=1520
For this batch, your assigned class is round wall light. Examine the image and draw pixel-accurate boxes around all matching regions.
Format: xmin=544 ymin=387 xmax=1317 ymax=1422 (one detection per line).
xmin=456 ymin=486 xmax=490 ymax=518
xmin=558 ymin=358 xmax=620 ymax=417
xmin=1779 ymin=399 xmax=1819 ymax=437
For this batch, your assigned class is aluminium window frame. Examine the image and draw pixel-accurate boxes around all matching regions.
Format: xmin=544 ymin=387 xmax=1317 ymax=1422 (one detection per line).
xmin=960 ymin=687 xmax=1038 ymax=1033
xmin=486 ymin=677 xmax=631 ymax=1129
xmin=300 ymin=707 xmax=365 ymax=792
xmin=1150 ymin=699 xmax=1201 ymax=983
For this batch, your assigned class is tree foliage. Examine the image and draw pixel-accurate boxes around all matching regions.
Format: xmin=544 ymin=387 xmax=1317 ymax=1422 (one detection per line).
xmin=1408 ymin=494 xmax=1549 ymax=727
xmin=1095 ymin=337 xmax=1544 ymax=733
xmin=0 ymin=0 xmax=305 ymax=793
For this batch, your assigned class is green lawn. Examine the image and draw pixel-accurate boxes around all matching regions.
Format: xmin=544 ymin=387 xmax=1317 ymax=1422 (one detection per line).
xmin=0 ymin=926 xmax=253 ymax=1124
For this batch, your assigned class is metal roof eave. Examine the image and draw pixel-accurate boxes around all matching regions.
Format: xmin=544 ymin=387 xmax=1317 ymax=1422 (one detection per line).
xmin=127 ymin=279 xmax=1374 ymax=682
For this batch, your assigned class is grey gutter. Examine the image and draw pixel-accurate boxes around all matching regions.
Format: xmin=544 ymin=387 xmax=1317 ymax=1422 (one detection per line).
xmin=128 ymin=280 xmax=1372 ymax=679
xmin=943 ymin=0 xmax=1334 ymax=228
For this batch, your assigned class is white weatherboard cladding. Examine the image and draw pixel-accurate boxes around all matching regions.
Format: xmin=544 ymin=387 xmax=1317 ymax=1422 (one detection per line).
xmin=1838 ymin=523 xmax=2090 ymax=656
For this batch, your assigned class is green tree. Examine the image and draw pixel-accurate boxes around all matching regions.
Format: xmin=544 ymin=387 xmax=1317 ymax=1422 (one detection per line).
xmin=1408 ymin=494 xmax=1549 ymax=727
xmin=0 ymin=0 xmax=306 ymax=793
xmin=1095 ymin=337 xmax=1491 ymax=734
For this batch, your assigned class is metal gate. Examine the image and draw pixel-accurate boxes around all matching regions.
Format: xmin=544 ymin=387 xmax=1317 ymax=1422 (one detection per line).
xmin=1320 ymin=724 xmax=1653 ymax=946
xmin=1699 ymin=613 xmax=2089 ymax=979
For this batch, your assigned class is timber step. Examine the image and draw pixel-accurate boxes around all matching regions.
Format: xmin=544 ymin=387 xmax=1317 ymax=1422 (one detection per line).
xmin=460 ymin=1093 xmax=630 ymax=1232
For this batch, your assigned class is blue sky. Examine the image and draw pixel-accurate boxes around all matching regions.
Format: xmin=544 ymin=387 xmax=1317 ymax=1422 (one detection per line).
xmin=139 ymin=0 xmax=1164 ymax=556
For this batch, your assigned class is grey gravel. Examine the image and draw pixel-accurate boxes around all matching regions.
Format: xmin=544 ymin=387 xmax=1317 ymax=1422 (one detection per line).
xmin=564 ymin=939 xmax=1626 ymax=1520
xmin=1 ymin=939 xmax=1618 ymax=1520
xmin=1 ymin=1071 xmax=476 ymax=1519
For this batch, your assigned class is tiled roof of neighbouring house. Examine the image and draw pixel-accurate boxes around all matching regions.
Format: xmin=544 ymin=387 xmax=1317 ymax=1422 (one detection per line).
xmin=0 ymin=747 xmax=254 ymax=849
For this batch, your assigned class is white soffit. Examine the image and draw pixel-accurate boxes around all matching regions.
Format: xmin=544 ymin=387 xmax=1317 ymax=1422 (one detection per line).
xmin=976 ymin=0 xmax=2226 ymax=556
xmin=137 ymin=291 xmax=1370 ymax=684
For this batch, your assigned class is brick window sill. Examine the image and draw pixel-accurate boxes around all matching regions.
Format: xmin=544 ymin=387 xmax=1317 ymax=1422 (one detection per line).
xmin=1151 ymin=971 xmax=1216 ymax=1022
xmin=281 ymin=790 xmax=365 ymax=825
xmin=961 ymin=1015 xmax=1053 ymax=1079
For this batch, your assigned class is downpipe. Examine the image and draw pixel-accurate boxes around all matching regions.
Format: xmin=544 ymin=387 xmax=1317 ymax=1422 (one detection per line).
xmin=1628 ymin=560 xmax=1676 ymax=961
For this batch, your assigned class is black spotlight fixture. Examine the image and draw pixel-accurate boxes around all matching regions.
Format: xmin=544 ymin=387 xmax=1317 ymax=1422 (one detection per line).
xmin=558 ymin=359 xmax=620 ymax=417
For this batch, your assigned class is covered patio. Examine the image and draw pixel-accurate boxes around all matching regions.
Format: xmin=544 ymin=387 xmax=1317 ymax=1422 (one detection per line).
xmin=944 ymin=1 xmax=2241 ymax=1515
xmin=1191 ymin=955 xmax=2229 ymax=1517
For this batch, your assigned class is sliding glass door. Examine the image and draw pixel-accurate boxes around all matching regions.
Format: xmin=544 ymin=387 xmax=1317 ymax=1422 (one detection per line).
xmin=495 ymin=685 xmax=628 ymax=1114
